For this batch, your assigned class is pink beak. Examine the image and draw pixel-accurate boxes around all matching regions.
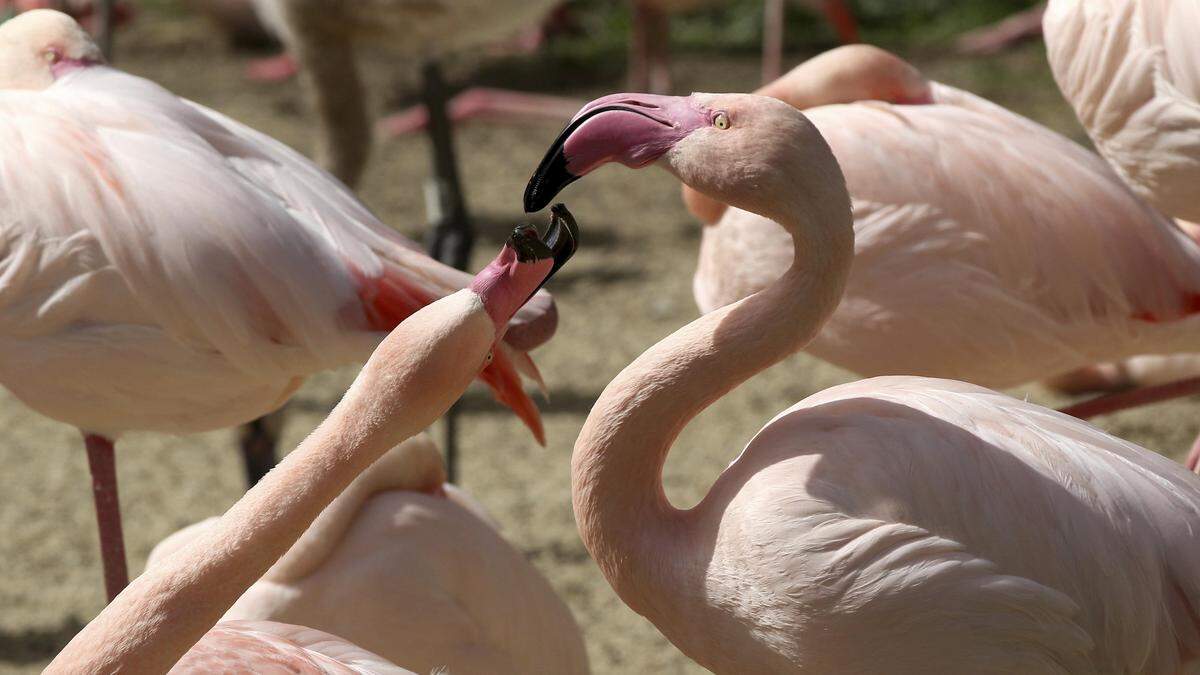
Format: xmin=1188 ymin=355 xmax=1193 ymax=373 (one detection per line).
xmin=524 ymin=93 xmax=710 ymax=212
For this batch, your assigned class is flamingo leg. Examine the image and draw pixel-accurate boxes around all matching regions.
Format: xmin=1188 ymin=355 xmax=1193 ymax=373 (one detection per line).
xmin=629 ymin=2 xmax=671 ymax=93
xmin=762 ymin=0 xmax=786 ymax=84
xmin=93 ymin=0 xmax=114 ymax=59
xmin=377 ymin=88 xmax=584 ymax=138
xmin=816 ymin=0 xmax=859 ymax=45
xmin=1185 ymin=436 xmax=1200 ymax=473
xmin=1057 ymin=375 xmax=1200 ymax=419
xmin=83 ymin=433 xmax=128 ymax=602
xmin=955 ymin=3 xmax=1047 ymax=56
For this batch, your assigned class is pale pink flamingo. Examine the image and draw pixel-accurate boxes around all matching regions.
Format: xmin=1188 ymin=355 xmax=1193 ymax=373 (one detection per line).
xmin=148 ymin=432 xmax=590 ymax=674
xmin=248 ymin=0 xmax=584 ymax=189
xmin=670 ymin=45 xmax=1200 ymax=439
xmin=46 ymin=202 xmax=578 ymax=674
xmin=1045 ymin=0 xmax=1200 ymax=225
xmin=0 ymin=10 xmax=557 ymax=603
xmin=629 ymin=0 xmax=860 ymax=94
xmin=523 ymin=90 xmax=1200 ymax=672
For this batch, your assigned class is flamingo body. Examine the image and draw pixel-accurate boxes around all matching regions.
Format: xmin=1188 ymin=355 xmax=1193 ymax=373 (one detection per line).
xmin=0 ymin=58 xmax=546 ymax=439
xmin=171 ymin=621 xmax=414 ymax=674
xmin=696 ymin=82 xmax=1200 ymax=389
xmin=149 ymin=435 xmax=590 ymax=675
xmin=664 ymin=375 xmax=1200 ymax=672
xmin=1044 ymin=0 xmax=1200 ymax=223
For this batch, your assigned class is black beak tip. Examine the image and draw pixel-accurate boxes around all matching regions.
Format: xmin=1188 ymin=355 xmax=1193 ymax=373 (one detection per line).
xmin=524 ymin=148 xmax=579 ymax=214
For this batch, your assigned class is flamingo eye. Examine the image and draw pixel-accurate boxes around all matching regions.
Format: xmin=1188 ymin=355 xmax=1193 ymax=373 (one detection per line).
xmin=43 ymin=49 xmax=61 ymax=65
xmin=484 ymin=351 xmax=494 ymax=366
xmin=713 ymin=112 xmax=731 ymax=130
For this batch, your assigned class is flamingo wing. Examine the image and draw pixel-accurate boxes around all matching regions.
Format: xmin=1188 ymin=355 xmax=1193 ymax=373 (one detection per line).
xmin=714 ymin=376 xmax=1200 ymax=671
xmin=1045 ymin=0 xmax=1200 ymax=222
xmin=0 ymin=65 xmax=550 ymax=437
xmin=716 ymin=83 xmax=1200 ymax=387
xmin=170 ymin=620 xmax=416 ymax=674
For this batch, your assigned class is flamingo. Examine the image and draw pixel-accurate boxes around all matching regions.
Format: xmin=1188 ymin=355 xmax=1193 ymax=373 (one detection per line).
xmin=1044 ymin=0 xmax=1200 ymax=225
xmin=628 ymin=0 xmax=860 ymax=94
xmin=0 ymin=10 xmax=557 ymax=603
xmin=248 ymin=0 xmax=585 ymax=189
xmin=147 ymin=432 xmax=591 ymax=674
xmin=523 ymin=90 xmax=1200 ymax=672
xmin=46 ymin=214 xmax=578 ymax=673
xmin=667 ymin=46 xmax=1200 ymax=434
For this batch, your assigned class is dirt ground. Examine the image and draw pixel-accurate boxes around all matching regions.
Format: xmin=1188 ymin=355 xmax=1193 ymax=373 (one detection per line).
xmin=3 ymin=5 xmax=1198 ymax=674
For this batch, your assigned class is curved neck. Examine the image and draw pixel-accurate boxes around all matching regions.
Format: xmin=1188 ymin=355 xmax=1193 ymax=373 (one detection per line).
xmin=48 ymin=300 xmax=492 ymax=674
xmin=573 ymin=189 xmax=853 ymax=612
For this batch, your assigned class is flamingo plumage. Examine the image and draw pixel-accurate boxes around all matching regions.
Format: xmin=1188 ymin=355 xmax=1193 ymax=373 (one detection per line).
xmin=0 ymin=10 xmax=555 ymax=602
xmin=680 ymin=46 xmax=1200 ymax=397
xmin=523 ymin=90 xmax=1200 ymax=672
xmin=1044 ymin=0 xmax=1200 ymax=224
xmin=46 ymin=201 xmax=577 ymax=674
xmin=148 ymin=433 xmax=590 ymax=675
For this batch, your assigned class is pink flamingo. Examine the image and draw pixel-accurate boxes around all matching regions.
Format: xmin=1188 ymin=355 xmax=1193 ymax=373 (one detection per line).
xmin=247 ymin=0 xmax=584 ymax=188
xmin=523 ymin=90 xmax=1200 ymax=672
xmin=0 ymin=10 xmax=556 ymax=603
xmin=672 ymin=45 xmax=1200 ymax=437
xmin=148 ymin=433 xmax=590 ymax=674
xmin=46 ymin=201 xmax=577 ymax=674
xmin=629 ymin=0 xmax=860 ymax=94
xmin=1045 ymin=0 xmax=1200 ymax=226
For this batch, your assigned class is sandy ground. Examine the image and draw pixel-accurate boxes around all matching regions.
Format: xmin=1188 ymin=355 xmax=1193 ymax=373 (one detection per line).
xmin=3 ymin=6 xmax=1198 ymax=674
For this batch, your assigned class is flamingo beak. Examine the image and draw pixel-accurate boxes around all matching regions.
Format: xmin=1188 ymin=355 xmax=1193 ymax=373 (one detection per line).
xmin=524 ymin=93 xmax=709 ymax=213
xmin=471 ymin=204 xmax=579 ymax=335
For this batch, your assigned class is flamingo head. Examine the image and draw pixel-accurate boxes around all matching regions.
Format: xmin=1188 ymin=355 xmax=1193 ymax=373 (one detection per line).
xmin=525 ymin=92 xmax=837 ymax=225
xmin=471 ymin=203 xmax=579 ymax=338
xmin=0 ymin=9 xmax=102 ymax=89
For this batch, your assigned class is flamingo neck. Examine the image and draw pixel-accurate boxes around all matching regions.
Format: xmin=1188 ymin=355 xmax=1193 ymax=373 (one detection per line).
xmin=48 ymin=296 xmax=493 ymax=674
xmin=572 ymin=187 xmax=853 ymax=617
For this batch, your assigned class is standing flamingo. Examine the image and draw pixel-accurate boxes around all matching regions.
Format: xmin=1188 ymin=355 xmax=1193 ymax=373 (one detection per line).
xmin=523 ymin=91 xmax=1200 ymax=672
xmin=628 ymin=0 xmax=860 ymax=94
xmin=249 ymin=0 xmax=584 ymax=189
xmin=670 ymin=46 xmax=1200 ymax=425
xmin=46 ymin=215 xmax=577 ymax=673
xmin=1044 ymin=0 xmax=1200 ymax=224
xmin=147 ymin=432 xmax=590 ymax=674
xmin=0 ymin=10 xmax=556 ymax=603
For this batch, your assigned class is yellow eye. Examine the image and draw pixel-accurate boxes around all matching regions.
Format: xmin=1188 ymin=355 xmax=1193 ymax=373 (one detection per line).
xmin=713 ymin=112 xmax=730 ymax=130
xmin=484 ymin=351 xmax=494 ymax=365
xmin=43 ymin=50 xmax=61 ymax=64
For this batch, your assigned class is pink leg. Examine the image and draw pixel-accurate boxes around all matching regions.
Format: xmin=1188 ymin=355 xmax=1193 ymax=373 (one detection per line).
xmin=83 ymin=434 xmax=128 ymax=603
xmin=246 ymin=52 xmax=299 ymax=83
xmin=1185 ymin=434 xmax=1200 ymax=472
xmin=378 ymin=88 xmax=584 ymax=138
xmin=1057 ymin=375 xmax=1200 ymax=420
xmin=628 ymin=2 xmax=671 ymax=93
xmin=955 ymin=3 xmax=1047 ymax=55
xmin=816 ymin=0 xmax=859 ymax=45
xmin=762 ymin=0 xmax=785 ymax=84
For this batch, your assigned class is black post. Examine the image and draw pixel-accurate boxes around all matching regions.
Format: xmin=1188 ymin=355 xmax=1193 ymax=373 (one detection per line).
xmin=420 ymin=60 xmax=474 ymax=484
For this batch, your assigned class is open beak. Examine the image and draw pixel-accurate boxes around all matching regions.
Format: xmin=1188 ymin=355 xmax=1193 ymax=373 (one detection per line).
xmin=507 ymin=202 xmax=579 ymax=301
xmin=524 ymin=94 xmax=709 ymax=213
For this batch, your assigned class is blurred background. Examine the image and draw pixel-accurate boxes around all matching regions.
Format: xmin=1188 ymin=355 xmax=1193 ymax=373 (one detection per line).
xmin=6 ymin=1 xmax=1187 ymax=673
